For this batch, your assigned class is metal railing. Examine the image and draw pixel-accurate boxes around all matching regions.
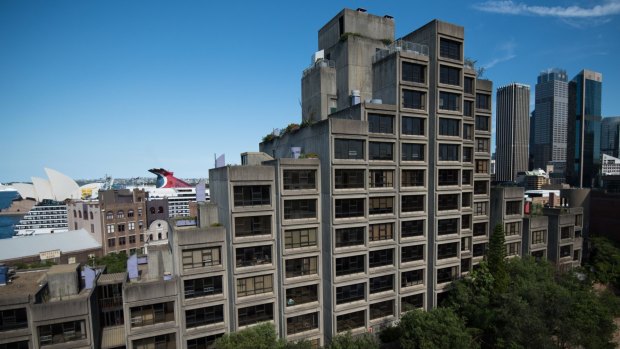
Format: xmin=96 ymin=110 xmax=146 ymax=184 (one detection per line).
xmin=302 ymin=59 xmax=335 ymax=77
xmin=373 ymin=40 xmax=429 ymax=63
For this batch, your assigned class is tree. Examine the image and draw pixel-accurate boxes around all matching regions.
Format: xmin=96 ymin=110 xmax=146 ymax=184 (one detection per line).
xmin=587 ymin=236 xmax=620 ymax=287
xmin=399 ymin=308 xmax=477 ymax=349
xmin=214 ymin=322 xmax=311 ymax=349
xmin=325 ymin=332 xmax=379 ymax=349
xmin=95 ymin=252 xmax=128 ymax=273
xmin=487 ymin=224 xmax=508 ymax=292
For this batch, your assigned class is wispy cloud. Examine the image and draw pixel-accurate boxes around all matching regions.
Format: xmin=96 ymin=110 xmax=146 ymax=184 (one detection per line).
xmin=473 ymin=0 xmax=620 ymax=18
xmin=483 ymin=39 xmax=517 ymax=69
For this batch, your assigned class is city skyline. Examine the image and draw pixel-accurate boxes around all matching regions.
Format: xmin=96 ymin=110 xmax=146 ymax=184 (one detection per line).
xmin=2 ymin=0 xmax=620 ymax=181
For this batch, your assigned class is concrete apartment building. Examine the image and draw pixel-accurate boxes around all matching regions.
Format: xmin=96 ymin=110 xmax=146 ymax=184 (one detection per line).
xmin=495 ymin=83 xmax=530 ymax=182
xmin=259 ymin=9 xmax=493 ymax=338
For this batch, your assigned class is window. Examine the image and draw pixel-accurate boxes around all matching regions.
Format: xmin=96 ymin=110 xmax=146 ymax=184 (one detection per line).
xmin=462 ymin=170 xmax=472 ymax=186
xmin=506 ymin=242 xmax=520 ymax=256
xmin=439 ymin=144 xmax=459 ymax=161
xmin=505 ymin=222 xmax=521 ymax=236
xmin=185 ymin=305 xmax=224 ymax=328
xmin=438 ymin=218 xmax=458 ymax=235
xmin=337 ymin=310 xmax=365 ymax=333
xmin=575 ymin=215 xmax=583 ymax=227
xmin=439 ymin=118 xmax=460 ymax=136
xmin=438 ymin=242 xmax=458 ymax=259
xmin=368 ymin=114 xmax=394 ymax=134
xmin=473 ymin=222 xmax=487 ymax=237
xmin=183 ymin=247 xmax=222 ymax=269
xmin=461 ymin=237 xmax=471 ymax=251
xmin=138 ymin=221 xmax=143 ymax=230
xmin=473 ymin=243 xmax=487 ymax=257
xmin=106 ymin=211 xmax=113 ymax=220
xmin=402 ymin=116 xmax=425 ymax=136
xmin=402 ymin=62 xmax=425 ymax=83
xmin=285 ymin=228 xmax=317 ymax=249
xmin=187 ymin=334 xmax=224 ymax=349
xmin=560 ymin=245 xmax=572 ymax=258
xmin=402 ymin=89 xmax=426 ymax=110
xmin=370 ymin=300 xmax=394 ymax=320
xmin=402 ymin=245 xmax=424 ymax=263
xmin=440 ymin=65 xmax=461 ymax=86
xmin=133 ymin=334 xmax=175 ymax=349
xmin=369 ymin=142 xmax=394 ymax=161
xmin=233 ymin=185 xmax=270 ymax=206
xmin=369 ymin=197 xmax=394 ymax=215
xmin=238 ymin=303 xmax=273 ymax=327
xmin=335 ymin=198 xmax=365 ymax=218
xmin=402 ymin=169 xmax=424 ymax=187
xmin=119 ymin=237 xmax=126 ymax=246
xmin=401 ymin=269 xmax=424 ymax=287
xmin=464 ymin=100 xmax=473 ymax=117
xmin=475 ymin=160 xmax=489 ymax=174
xmin=286 ymin=284 xmax=318 ymax=306
xmin=402 ymin=294 xmax=424 ymax=311
xmin=561 ymin=226 xmax=572 ymax=240
xmin=402 ymin=195 xmax=424 ymax=213
xmin=464 ymin=77 xmax=474 ymax=94
xmin=283 ymin=170 xmax=316 ymax=190
xmin=117 ymin=210 xmax=124 ymax=219
xmin=137 ymin=208 xmax=142 ymax=217
xmin=370 ymin=274 xmax=394 ymax=293
xmin=128 ymin=221 xmax=135 ymax=231
xmin=129 ymin=235 xmax=136 ymax=244
xmin=335 ymin=227 xmax=365 ymax=248
xmin=285 ymin=257 xmax=318 ymax=278
xmin=118 ymin=224 xmax=125 ymax=232
xmin=440 ymin=38 xmax=461 ymax=60
xmin=474 ymin=181 xmax=488 ymax=195
xmin=439 ymin=92 xmax=460 ymax=111
xmin=369 ymin=170 xmax=394 ymax=188
xmin=475 ymin=115 xmax=489 ymax=131
xmin=463 ymin=147 xmax=473 ymax=163
xmin=237 ymin=274 xmax=273 ymax=297
xmin=474 ymin=201 xmax=488 ymax=216
xmin=128 ymin=209 xmax=134 ymax=218
xmin=107 ymin=238 xmax=115 ymax=247
xmin=461 ymin=214 xmax=471 ymax=230
xmin=573 ymin=250 xmax=580 ymax=261
xmin=235 ymin=215 xmax=271 ymax=237
xmin=336 ymin=283 xmax=365 ymax=304
xmin=369 ymin=248 xmax=394 ymax=268
xmin=336 ymin=255 xmax=365 ymax=276
xmin=0 ymin=308 xmax=28 ymax=331
xmin=462 ymin=192 xmax=472 ymax=208
xmin=437 ymin=266 xmax=458 ymax=284
xmin=369 ymin=223 xmax=394 ymax=241
xmin=476 ymin=94 xmax=491 ymax=110
xmin=0 ymin=341 xmax=28 ymax=349
xmin=438 ymin=169 xmax=459 ymax=186
xmin=106 ymin=224 xmax=114 ymax=234
xmin=38 ymin=320 xmax=86 ymax=346
xmin=438 ymin=194 xmax=459 ymax=211
xmin=130 ymin=302 xmax=175 ymax=327
xmin=532 ymin=230 xmax=545 ymax=244
xmin=236 ymin=246 xmax=272 ymax=268
xmin=463 ymin=123 xmax=473 ymax=140
xmin=287 ymin=312 xmax=319 ymax=335
xmin=402 ymin=220 xmax=424 ymax=238
xmin=284 ymin=199 xmax=317 ymax=220
xmin=335 ymin=169 xmax=365 ymax=189
xmin=184 ymin=276 xmax=223 ymax=299
xmin=506 ymin=201 xmax=521 ymax=215
xmin=402 ymin=143 xmax=425 ymax=161
xmin=476 ymin=138 xmax=489 ymax=152
xmin=335 ymin=139 xmax=364 ymax=160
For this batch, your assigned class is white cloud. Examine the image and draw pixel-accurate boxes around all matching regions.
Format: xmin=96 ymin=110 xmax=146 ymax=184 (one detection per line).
xmin=473 ymin=0 xmax=620 ymax=18
xmin=483 ymin=39 xmax=517 ymax=69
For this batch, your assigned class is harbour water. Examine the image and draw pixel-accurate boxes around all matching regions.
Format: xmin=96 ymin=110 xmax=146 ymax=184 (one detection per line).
xmin=0 ymin=191 xmax=20 ymax=239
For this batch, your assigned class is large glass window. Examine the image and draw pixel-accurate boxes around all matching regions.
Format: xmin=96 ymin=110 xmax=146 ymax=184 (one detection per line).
xmin=439 ymin=92 xmax=460 ymax=111
xmin=402 ymin=220 xmax=424 ymax=238
xmin=463 ymin=147 xmax=473 ymax=163
xmin=336 ymin=255 xmax=365 ymax=276
xmin=473 ymin=243 xmax=487 ymax=257
xmin=462 ymin=192 xmax=472 ymax=208
xmin=476 ymin=138 xmax=490 ymax=152
xmin=532 ymin=230 xmax=546 ymax=244
xmin=402 ymin=89 xmax=426 ymax=110
xmin=234 ymin=186 xmax=270 ymax=206
xmin=474 ymin=201 xmax=488 ymax=216
xmin=235 ymin=215 xmax=271 ymax=237
xmin=505 ymin=222 xmax=520 ymax=236
xmin=184 ymin=276 xmax=223 ymax=299
xmin=438 ymin=243 xmax=458 ymax=259
xmin=402 ymin=245 xmax=424 ymax=263
xmin=439 ymin=38 xmax=461 ymax=60
xmin=476 ymin=94 xmax=491 ymax=110
xmin=336 ymin=283 xmax=365 ymax=304
xmin=335 ymin=198 xmax=365 ymax=218
xmin=369 ymin=223 xmax=394 ymax=241
xmin=286 ymin=284 xmax=318 ymax=307
xmin=475 ymin=115 xmax=489 ymax=131
xmin=284 ymin=199 xmax=317 ymax=220
xmin=335 ymin=169 xmax=365 ymax=189
xmin=402 ymin=294 xmax=424 ymax=311
xmin=439 ymin=118 xmax=460 ymax=136
xmin=185 ymin=305 xmax=224 ymax=328
xmin=402 ymin=117 xmax=425 ymax=136
xmin=402 ymin=195 xmax=424 ymax=212
xmin=285 ymin=257 xmax=318 ymax=278
xmin=337 ymin=311 xmax=365 ymax=333
xmin=237 ymin=274 xmax=273 ymax=297
xmin=402 ymin=143 xmax=425 ymax=161
xmin=438 ymin=194 xmax=459 ymax=211
xmin=474 ymin=181 xmax=488 ymax=195
xmin=475 ymin=160 xmax=489 ymax=174
xmin=183 ymin=247 xmax=221 ymax=269
xmin=369 ymin=197 xmax=394 ymax=215
xmin=369 ymin=142 xmax=393 ymax=161
xmin=402 ymin=169 xmax=424 ymax=187
xmin=370 ymin=300 xmax=394 ymax=320
xmin=439 ymin=144 xmax=460 ymax=161
xmin=368 ymin=114 xmax=394 ymax=134
xmin=238 ymin=303 xmax=273 ymax=327
xmin=236 ymin=245 xmax=272 ymax=268
xmin=463 ymin=123 xmax=473 ymax=140
xmin=287 ymin=312 xmax=319 ymax=335
xmin=462 ymin=170 xmax=472 ymax=186
xmin=1 ymin=341 xmax=29 ymax=349
xmin=440 ymin=65 xmax=461 ymax=86
xmin=0 ymin=308 xmax=27 ymax=331
xmin=401 ymin=269 xmax=424 ymax=287
xmin=133 ymin=334 xmax=175 ymax=349
xmin=438 ymin=169 xmax=459 ymax=186
xmin=130 ymin=302 xmax=175 ymax=327
xmin=284 ymin=228 xmax=317 ymax=249
xmin=505 ymin=201 xmax=522 ymax=215
xmin=437 ymin=266 xmax=458 ymax=284
xmin=187 ymin=334 xmax=224 ymax=349
xmin=438 ymin=218 xmax=458 ymax=235
xmin=369 ymin=274 xmax=394 ymax=293
xmin=335 ymin=227 xmax=365 ymax=248
xmin=473 ymin=222 xmax=487 ymax=237
xmin=369 ymin=249 xmax=394 ymax=268
xmin=402 ymin=62 xmax=425 ymax=83
xmin=369 ymin=169 xmax=394 ymax=188
xmin=464 ymin=77 xmax=474 ymax=94
xmin=283 ymin=170 xmax=316 ymax=190
xmin=335 ymin=139 xmax=364 ymax=160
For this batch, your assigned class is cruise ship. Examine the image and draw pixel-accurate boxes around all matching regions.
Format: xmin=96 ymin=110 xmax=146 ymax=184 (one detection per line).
xmin=14 ymin=200 xmax=69 ymax=236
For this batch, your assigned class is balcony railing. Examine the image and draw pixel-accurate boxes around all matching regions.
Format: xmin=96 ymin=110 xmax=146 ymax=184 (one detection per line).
xmin=373 ymin=40 xmax=429 ymax=63
xmin=302 ymin=59 xmax=336 ymax=77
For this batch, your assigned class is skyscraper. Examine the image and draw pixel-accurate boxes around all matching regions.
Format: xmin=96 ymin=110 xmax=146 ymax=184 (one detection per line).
xmin=496 ymin=83 xmax=530 ymax=182
xmin=601 ymin=116 xmax=620 ymax=158
xmin=567 ymin=69 xmax=603 ymax=188
xmin=533 ymin=69 xmax=568 ymax=173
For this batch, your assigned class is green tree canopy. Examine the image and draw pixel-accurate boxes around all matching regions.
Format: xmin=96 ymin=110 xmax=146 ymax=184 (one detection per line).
xmin=214 ymin=322 xmax=311 ymax=349
xmin=398 ymin=308 xmax=477 ymax=349
xmin=325 ymin=332 xmax=379 ymax=349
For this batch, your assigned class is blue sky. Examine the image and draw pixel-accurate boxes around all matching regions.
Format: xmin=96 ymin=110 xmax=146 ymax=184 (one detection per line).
xmin=1 ymin=0 xmax=619 ymax=182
